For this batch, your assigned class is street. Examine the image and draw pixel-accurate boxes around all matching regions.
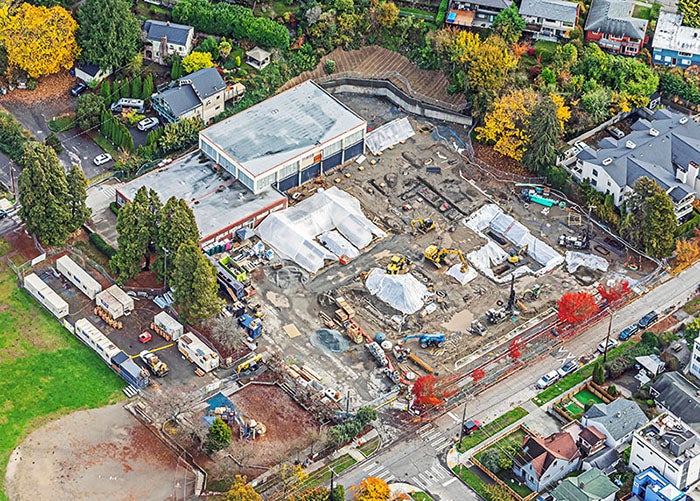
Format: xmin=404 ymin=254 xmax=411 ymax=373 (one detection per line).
xmin=338 ymin=261 xmax=700 ymax=500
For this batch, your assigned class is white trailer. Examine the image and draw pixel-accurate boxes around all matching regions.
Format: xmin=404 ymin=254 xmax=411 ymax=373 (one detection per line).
xmin=177 ymin=333 xmax=220 ymax=372
xmin=105 ymin=285 xmax=134 ymax=315
xmin=154 ymin=311 xmax=183 ymax=340
xmin=23 ymin=273 xmax=69 ymax=319
xmin=74 ymin=318 xmax=120 ymax=364
xmin=56 ymin=255 xmax=102 ymax=299
xmin=95 ymin=289 xmax=124 ymax=319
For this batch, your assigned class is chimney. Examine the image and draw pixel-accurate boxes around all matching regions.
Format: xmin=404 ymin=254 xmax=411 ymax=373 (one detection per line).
xmin=616 ymin=411 xmax=622 ymax=418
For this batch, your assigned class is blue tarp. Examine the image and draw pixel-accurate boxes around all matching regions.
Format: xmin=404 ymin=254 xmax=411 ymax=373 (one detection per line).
xmin=207 ymin=392 xmax=235 ymax=412
xmin=447 ymin=11 xmax=456 ymax=22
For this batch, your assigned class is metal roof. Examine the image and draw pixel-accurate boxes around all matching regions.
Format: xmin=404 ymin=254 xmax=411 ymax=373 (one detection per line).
xmin=519 ymin=0 xmax=579 ymax=24
xmin=143 ymin=20 xmax=193 ymax=46
xmin=584 ymin=0 xmax=648 ymax=40
xmin=653 ymin=11 xmax=700 ymax=54
xmin=200 ymin=81 xmax=366 ymax=178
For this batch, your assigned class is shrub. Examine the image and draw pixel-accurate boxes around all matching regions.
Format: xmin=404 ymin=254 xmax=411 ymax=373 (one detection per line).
xmin=584 ymin=399 xmax=597 ymax=411
xmin=44 ymin=133 xmax=63 ymax=154
xmin=206 ymin=417 xmax=232 ymax=451
xmin=27 ymin=79 xmax=37 ymax=91
xmin=607 ymin=384 xmax=619 ymax=397
xmin=646 ymin=399 xmax=655 ymax=407
xmin=435 ymin=0 xmax=448 ymax=24
xmin=324 ymin=58 xmax=336 ymax=74
xmin=89 ymin=231 xmax=117 ymax=258
xmin=480 ymin=449 xmax=501 ymax=473
xmin=109 ymin=201 xmax=120 ymax=215
xmin=593 ymin=362 xmax=605 ymax=384
xmin=641 ymin=331 xmax=659 ymax=349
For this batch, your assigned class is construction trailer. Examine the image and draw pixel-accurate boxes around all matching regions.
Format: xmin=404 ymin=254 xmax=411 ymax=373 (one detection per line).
xmin=111 ymin=350 xmax=151 ymax=389
xmin=105 ymin=285 xmax=134 ymax=315
xmin=74 ymin=318 xmax=121 ymax=364
xmin=178 ymin=333 xmax=220 ymax=372
xmin=24 ymin=273 xmax=69 ymax=319
xmin=56 ymin=255 xmax=103 ymax=299
xmin=153 ymin=311 xmax=184 ymax=341
xmin=95 ymin=289 xmax=124 ymax=319
xmin=238 ymin=314 xmax=263 ymax=339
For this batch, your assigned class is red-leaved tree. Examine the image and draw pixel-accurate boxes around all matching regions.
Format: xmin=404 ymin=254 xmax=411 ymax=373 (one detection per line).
xmin=472 ymin=368 xmax=486 ymax=383
xmin=411 ymin=375 xmax=457 ymax=409
xmin=558 ymin=291 xmax=597 ymax=324
xmin=597 ymin=280 xmax=630 ymax=303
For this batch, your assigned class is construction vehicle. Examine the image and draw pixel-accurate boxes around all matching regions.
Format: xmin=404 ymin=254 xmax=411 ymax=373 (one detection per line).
xmin=522 ymin=283 xmax=542 ymax=301
xmin=469 ymin=319 xmax=487 ymax=335
xmin=403 ymin=333 xmax=446 ymax=349
xmin=393 ymin=344 xmax=409 ymax=362
xmin=558 ymin=234 xmax=588 ymax=249
xmin=424 ymin=245 xmax=469 ymax=272
xmin=237 ymin=353 xmax=263 ymax=373
xmin=139 ymin=350 xmax=169 ymax=377
xmin=507 ymin=245 xmax=528 ymax=264
xmin=410 ymin=218 xmax=436 ymax=235
xmin=386 ymin=255 xmax=411 ymax=275
xmin=486 ymin=308 xmax=508 ymax=324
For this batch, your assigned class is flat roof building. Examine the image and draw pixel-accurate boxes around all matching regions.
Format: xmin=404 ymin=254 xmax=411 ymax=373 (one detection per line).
xmin=653 ymin=11 xmax=700 ymax=69
xmin=199 ymin=81 xmax=367 ymax=195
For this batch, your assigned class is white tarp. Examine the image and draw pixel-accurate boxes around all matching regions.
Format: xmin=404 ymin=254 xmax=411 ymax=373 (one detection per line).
xmin=365 ymin=268 xmax=431 ymax=314
xmin=365 ymin=117 xmax=415 ymax=155
xmin=319 ymin=230 xmax=359 ymax=259
xmin=565 ymin=251 xmax=609 ymax=273
xmin=447 ymin=264 xmax=478 ymax=285
xmin=256 ymin=187 xmax=386 ymax=273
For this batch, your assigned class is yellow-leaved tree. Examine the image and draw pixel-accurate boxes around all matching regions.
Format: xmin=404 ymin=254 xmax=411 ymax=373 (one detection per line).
xmin=0 ymin=3 xmax=80 ymax=79
xmin=476 ymin=89 xmax=538 ymax=161
xmin=182 ymin=51 xmax=214 ymax=74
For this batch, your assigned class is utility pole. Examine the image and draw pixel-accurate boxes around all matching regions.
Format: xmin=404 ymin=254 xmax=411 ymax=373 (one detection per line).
xmin=458 ymin=402 xmax=467 ymax=444
xmin=10 ymin=160 xmax=16 ymax=199
xmin=603 ymin=313 xmax=613 ymax=363
xmin=329 ymin=469 xmax=335 ymax=501
xmin=585 ymin=205 xmax=596 ymax=248
xmin=162 ymin=247 xmax=169 ymax=290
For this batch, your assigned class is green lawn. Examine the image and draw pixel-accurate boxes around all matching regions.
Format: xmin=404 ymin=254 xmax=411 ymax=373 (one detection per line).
xmin=453 ymin=465 xmax=490 ymax=498
xmin=91 ymin=133 xmax=117 ymax=156
xmin=473 ymin=429 xmax=532 ymax=498
xmin=633 ymin=4 xmax=651 ymax=19
xmin=0 ymin=250 xmax=124 ymax=500
xmin=411 ymin=492 xmax=433 ymax=500
xmin=48 ymin=115 xmax=76 ymax=133
xmin=684 ymin=297 xmax=700 ymax=315
xmin=456 ymin=407 xmax=528 ymax=453
xmin=358 ymin=436 xmax=380 ymax=457
xmin=295 ymin=453 xmax=357 ymax=491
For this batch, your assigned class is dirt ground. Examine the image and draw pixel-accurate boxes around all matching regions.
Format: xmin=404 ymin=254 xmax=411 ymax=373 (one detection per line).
xmin=4 ymin=404 xmax=195 ymax=501
xmin=3 ymin=226 xmax=42 ymax=263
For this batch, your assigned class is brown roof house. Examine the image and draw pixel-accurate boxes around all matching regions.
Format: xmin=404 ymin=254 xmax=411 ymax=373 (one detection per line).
xmin=578 ymin=425 xmax=607 ymax=456
xmin=513 ymin=432 xmax=582 ymax=492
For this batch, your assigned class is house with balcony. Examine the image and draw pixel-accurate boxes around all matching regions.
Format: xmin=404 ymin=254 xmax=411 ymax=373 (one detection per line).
xmin=690 ymin=337 xmax=700 ymax=381
xmin=652 ymin=11 xmax=700 ymax=68
xmin=519 ymin=0 xmax=579 ymax=40
xmin=584 ymin=0 xmax=648 ymax=56
xmin=629 ymin=413 xmax=700 ymax=490
xmin=445 ymin=0 xmax=510 ymax=28
xmin=568 ymin=110 xmax=700 ymax=223
xmin=143 ymin=20 xmax=195 ymax=65
xmin=513 ymin=431 xmax=582 ymax=492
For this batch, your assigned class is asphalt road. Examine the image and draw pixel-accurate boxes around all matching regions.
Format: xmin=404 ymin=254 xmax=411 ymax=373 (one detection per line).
xmin=338 ymin=261 xmax=700 ymax=499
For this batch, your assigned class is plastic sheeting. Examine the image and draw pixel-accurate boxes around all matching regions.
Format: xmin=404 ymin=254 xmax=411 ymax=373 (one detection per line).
xmin=467 ymin=241 xmax=532 ymax=283
xmin=365 ymin=117 xmax=415 ymax=155
xmin=447 ymin=263 xmax=478 ymax=285
xmin=256 ymin=187 xmax=386 ymax=273
xmin=365 ymin=268 xmax=431 ymax=314
xmin=319 ymin=230 xmax=359 ymax=259
xmin=565 ymin=251 xmax=609 ymax=273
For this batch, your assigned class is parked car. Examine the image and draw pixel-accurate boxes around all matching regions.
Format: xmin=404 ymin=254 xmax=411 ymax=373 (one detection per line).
xmin=597 ymin=338 xmax=618 ymax=353
xmin=137 ymin=117 xmax=159 ymax=131
xmin=618 ymin=324 xmax=640 ymax=341
xmin=93 ymin=153 xmax=112 ymax=166
xmin=638 ymin=311 xmax=658 ymax=329
xmin=536 ymin=371 xmax=560 ymax=389
xmin=70 ymin=82 xmax=88 ymax=96
xmin=557 ymin=360 xmax=581 ymax=378
xmin=463 ymin=419 xmax=481 ymax=435
xmin=0 ymin=209 xmax=7 ymax=220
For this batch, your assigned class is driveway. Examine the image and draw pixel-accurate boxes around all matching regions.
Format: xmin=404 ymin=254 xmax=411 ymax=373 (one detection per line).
xmin=86 ymin=178 xmax=122 ymax=247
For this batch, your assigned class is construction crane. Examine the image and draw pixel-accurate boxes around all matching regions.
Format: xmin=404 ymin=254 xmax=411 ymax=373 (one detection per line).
xmin=423 ymin=245 xmax=469 ymax=272
xmin=410 ymin=218 xmax=436 ymax=235
xmin=386 ymin=255 xmax=411 ymax=275
xmin=507 ymin=245 xmax=528 ymax=264
xmin=403 ymin=333 xmax=446 ymax=348
xmin=237 ymin=353 xmax=263 ymax=373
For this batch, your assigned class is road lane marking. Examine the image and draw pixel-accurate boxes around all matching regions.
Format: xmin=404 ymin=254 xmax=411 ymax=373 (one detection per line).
xmin=447 ymin=411 xmax=458 ymax=421
xmin=442 ymin=477 xmax=458 ymax=487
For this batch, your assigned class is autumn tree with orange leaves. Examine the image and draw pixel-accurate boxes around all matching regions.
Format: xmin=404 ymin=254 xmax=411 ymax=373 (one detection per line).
xmin=557 ymin=291 xmax=597 ymax=324
xmin=597 ymin=280 xmax=630 ymax=303
xmin=674 ymin=229 xmax=700 ymax=270
xmin=351 ymin=477 xmax=409 ymax=501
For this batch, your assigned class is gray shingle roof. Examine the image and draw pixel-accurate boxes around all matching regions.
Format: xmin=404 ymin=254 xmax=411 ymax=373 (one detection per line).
xmin=582 ymin=447 xmax=620 ymax=475
xmin=519 ymin=0 xmax=579 ymax=24
xmin=465 ymin=0 xmax=510 ymax=10
xmin=651 ymin=372 xmax=700 ymax=434
xmin=152 ymin=67 xmax=226 ymax=119
xmin=584 ymin=0 xmax=648 ymax=40
xmin=180 ymin=67 xmax=226 ymax=100
xmin=583 ymin=399 xmax=648 ymax=441
xmin=143 ymin=20 xmax=193 ymax=46
xmin=154 ymin=85 xmax=201 ymax=117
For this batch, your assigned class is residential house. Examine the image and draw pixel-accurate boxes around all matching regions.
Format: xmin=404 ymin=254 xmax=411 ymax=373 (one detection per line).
xmin=690 ymin=337 xmax=700 ymax=380
xmin=631 ymin=467 xmax=688 ymax=501
xmin=584 ymin=0 xmax=648 ymax=56
xmin=151 ymin=67 xmax=245 ymax=124
xmin=445 ymin=0 xmax=510 ymax=29
xmin=519 ymin=0 xmax=579 ymax=40
xmin=582 ymin=447 xmax=620 ymax=475
xmin=245 ymin=47 xmax=271 ymax=70
xmin=568 ymin=109 xmax=700 ymax=222
xmin=143 ymin=20 xmax=195 ymax=65
xmin=650 ymin=372 xmax=700 ymax=435
xmin=582 ymin=398 xmax=648 ymax=448
xmin=74 ymin=63 xmax=112 ymax=84
xmin=578 ymin=425 xmax=608 ymax=456
xmin=653 ymin=11 xmax=700 ymax=68
xmin=551 ymin=468 xmax=619 ymax=501
xmin=629 ymin=413 xmax=700 ymax=490
xmin=513 ymin=432 xmax=582 ymax=492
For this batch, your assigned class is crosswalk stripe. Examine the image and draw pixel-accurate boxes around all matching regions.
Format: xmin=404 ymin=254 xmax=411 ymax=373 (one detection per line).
xmin=429 ymin=434 xmax=447 ymax=444
xmin=431 ymin=465 xmax=446 ymax=479
xmin=412 ymin=476 xmax=425 ymax=489
xmin=363 ymin=463 xmax=384 ymax=474
xmin=417 ymin=423 xmax=432 ymax=434
xmin=419 ymin=472 xmax=433 ymax=486
xmin=384 ymin=474 xmax=396 ymax=482
xmin=447 ymin=411 xmax=458 ymax=421
xmin=442 ymin=477 xmax=458 ymax=487
xmin=423 ymin=431 xmax=441 ymax=441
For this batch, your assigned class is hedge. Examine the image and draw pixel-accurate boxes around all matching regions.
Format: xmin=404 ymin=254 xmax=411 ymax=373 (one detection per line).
xmin=435 ymin=0 xmax=448 ymax=24
xmin=109 ymin=202 xmax=120 ymax=215
xmin=89 ymin=232 xmax=117 ymax=259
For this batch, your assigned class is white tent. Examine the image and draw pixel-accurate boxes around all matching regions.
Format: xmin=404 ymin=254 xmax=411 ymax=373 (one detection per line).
xmin=365 ymin=268 xmax=431 ymax=314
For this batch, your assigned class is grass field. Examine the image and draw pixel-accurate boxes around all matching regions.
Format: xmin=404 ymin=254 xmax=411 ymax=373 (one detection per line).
xmin=453 ymin=465 xmax=490 ymax=498
xmin=411 ymin=492 xmax=433 ymax=500
xmin=473 ymin=429 xmax=532 ymax=498
xmin=0 ymin=246 xmax=123 ymax=500
xmin=456 ymin=407 xmax=528 ymax=453
xmin=399 ymin=7 xmax=436 ymax=20
xmin=48 ymin=115 xmax=76 ymax=133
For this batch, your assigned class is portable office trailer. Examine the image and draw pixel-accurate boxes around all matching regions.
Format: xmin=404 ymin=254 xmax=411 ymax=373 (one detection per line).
xmin=23 ymin=273 xmax=69 ymax=319
xmin=177 ymin=333 xmax=220 ymax=372
xmin=74 ymin=318 xmax=120 ymax=364
xmin=153 ymin=311 xmax=183 ymax=340
xmin=111 ymin=351 xmax=150 ymax=389
xmin=105 ymin=285 xmax=134 ymax=315
xmin=56 ymin=255 xmax=103 ymax=299
xmin=95 ymin=290 xmax=124 ymax=319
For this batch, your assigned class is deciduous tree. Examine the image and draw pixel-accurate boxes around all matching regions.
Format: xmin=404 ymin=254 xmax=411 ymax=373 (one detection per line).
xmin=206 ymin=417 xmax=232 ymax=451
xmin=222 ymin=475 xmax=262 ymax=501
xmin=66 ymin=165 xmax=91 ymax=232
xmin=351 ymin=477 xmax=391 ymax=500
xmin=172 ymin=241 xmax=223 ymax=322
xmin=77 ymin=0 xmax=141 ymax=70
xmin=678 ymin=0 xmax=700 ymax=28
xmin=597 ymin=280 xmax=630 ymax=303
xmin=622 ymin=177 xmax=676 ymax=258
xmin=476 ymin=89 xmax=538 ymax=160
xmin=484 ymin=483 xmax=515 ymax=501
xmin=0 ymin=3 xmax=79 ymax=79
xmin=182 ymin=51 xmax=214 ymax=74
xmin=376 ymin=1 xmax=399 ymax=28
xmin=76 ymin=94 xmax=105 ymax=132
xmin=557 ymin=291 xmax=597 ymax=324
xmin=491 ymin=2 xmax=525 ymax=44
xmin=674 ymin=237 xmax=700 ymax=269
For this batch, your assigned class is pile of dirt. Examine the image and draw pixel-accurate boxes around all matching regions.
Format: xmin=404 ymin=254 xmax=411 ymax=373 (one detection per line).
xmin=473 ymin=143 xmax=533 ymax=178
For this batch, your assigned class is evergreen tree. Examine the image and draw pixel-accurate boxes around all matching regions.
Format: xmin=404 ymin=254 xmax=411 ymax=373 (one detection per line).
xmin=110 ymin=200 xmax=149 ymax=281
xmin=123 ymin=125 xmax=134 ymax=153
xmin=100 ymin=78 xmax=112 ymax=106
xmin=66 ymin=164 xmax=91 ymax=232
xmin=172 ymin=241 xmax=223 ymax=321
xmin=622 ymin=177 xmax=676 ymax=258
xmin=206 ymin=417 xmax=232 ymax=451
xmin=592 ymin=362 xmax=605 ymax=384
xmin=142 ymin=73 xmax=154 ymax=101
xmin=171 ymin=56 xmax=183 ymax=80
xmin=522 ymin=96 xmax=562 ymax=176
xmin=77 ymin=0 xmax=141 ymax=70
xmin=132 ymin=75 xmax=142 ymax=101
xmin=155 ymin=197 xmax=199 ymax=280
xmin=17 ymin=142 xmax=72 ymax=246
xmin=76 ymin=93 xmax=105 ymax=132
xmin=492 ymin=2 xmax=526 ymax=44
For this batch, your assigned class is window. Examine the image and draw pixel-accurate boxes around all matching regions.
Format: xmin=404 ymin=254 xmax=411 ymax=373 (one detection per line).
xmin=344 ymin=129 xmax=364 ymax=147
xmin=654 ymin=54 xmax=662 ymax=60
xmin=607 ymin=180 xmax=611 ymax=186
xmin=590 ymin=179 xmax=597 ymax=187
xmin=592 ymin=169 xmax=598 ymax=177
xmin=682 ymin=59 xmax=691 ymax=66
xmin=323 ymin=140 xmax=342 ymax=157
xmin=679 ymin=51 xmax=692 ymax=57
xmin=279 ymin=162 xmax=298 ymax=180
xmin=665 ymin=56 xmax=672 ymax=62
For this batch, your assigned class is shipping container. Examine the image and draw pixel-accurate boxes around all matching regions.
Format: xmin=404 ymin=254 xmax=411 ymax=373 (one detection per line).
xmin=95 ymin=290 xmax=124 ymax=319
xmin=177 ymin=333 xmax=220 ymax=372
xmin=105 ymin=285 xmax=134 ymax=315
xmin=56 ymin=255 xmax=103 ymax=299
xmin=23 ymin=273 xmax=69 ymax=319
xmin=111 ymin=351 xmax=150 ymax=389
xmin=153 ymin=311 xmax=183 ymax=340
xmin=74 ymin=318 xmax=120 ymax=364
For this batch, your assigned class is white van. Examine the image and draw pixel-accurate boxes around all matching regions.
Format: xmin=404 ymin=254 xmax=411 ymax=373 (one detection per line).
xmin=111 ymin=98 xmax=145 ymax=113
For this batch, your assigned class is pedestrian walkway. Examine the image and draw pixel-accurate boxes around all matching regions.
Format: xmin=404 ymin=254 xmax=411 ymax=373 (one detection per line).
xmin=417 ymin=422 xmax=453 ymax=452
xmin=361 ymin=461 xmax=397 ymax=484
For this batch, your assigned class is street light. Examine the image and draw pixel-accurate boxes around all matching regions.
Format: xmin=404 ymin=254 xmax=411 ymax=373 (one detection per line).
xmin=162 ymin=247 xmax=169 ymax=290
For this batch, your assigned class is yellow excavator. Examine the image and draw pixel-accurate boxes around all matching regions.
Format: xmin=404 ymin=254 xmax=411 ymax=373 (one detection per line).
xmin=507 ymin=245 xmax=529 ymax=264
xmin=424 ymin=245 xmax=469 ymax=272
xmin=410 ymin=218 xmax=436 ymax=235
xmin=386 ymin=255 xmax=411 ymax=275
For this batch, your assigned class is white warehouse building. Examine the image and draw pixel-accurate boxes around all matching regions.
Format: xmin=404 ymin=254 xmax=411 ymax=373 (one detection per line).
xmin=198 ymin=81 xmax=367 ymax=195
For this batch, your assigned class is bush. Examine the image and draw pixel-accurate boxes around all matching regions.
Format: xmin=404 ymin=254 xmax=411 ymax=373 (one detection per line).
xmin=324 ymin=59 xmax=336 ymax=74
xmin=89 ymin=231 xmax=117 ymax=258
xmin=480 ymin=449 xmax=501 ymax=473
xmin=206 ymin=417 xmax=232 ymax=451
xmin=27 ymin=79 xmax=37 ymax=91
xmin=641 ymin=331 xmax=659 ymax=349
xmin=435 ymin=0 xmax=448 ymax=24
xmin=606 ymin=355 xmax=631 ymax=379
xmin=584 ymin=399 xmax=597 ymax=411
xmin=109 ymin=201 xmax=120 ymax=215
xmin=593 ymin=362 xmax=605 ymax=384
xmin=607 ymin=384 xmax=619 ymax=397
